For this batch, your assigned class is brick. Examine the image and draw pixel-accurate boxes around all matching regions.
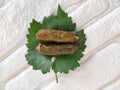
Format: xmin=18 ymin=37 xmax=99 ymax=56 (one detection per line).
xmin=84 ymin=7 xmax=120 ymax=54
xmin=5 ymin=68 xmax=54 ymax=90
xmin=70 ymin=0 xmax=109 ymax=29
xmin=0 ymin=45 xmax=28 ymax=82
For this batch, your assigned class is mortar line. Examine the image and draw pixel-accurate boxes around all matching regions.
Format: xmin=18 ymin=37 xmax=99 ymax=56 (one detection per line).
xmin=97 ymin=75 xmax=120 ymax=90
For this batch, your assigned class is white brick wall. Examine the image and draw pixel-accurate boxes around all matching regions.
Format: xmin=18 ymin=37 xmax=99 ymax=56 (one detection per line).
xmin=0 ymin=0 xmax=120 ymax=90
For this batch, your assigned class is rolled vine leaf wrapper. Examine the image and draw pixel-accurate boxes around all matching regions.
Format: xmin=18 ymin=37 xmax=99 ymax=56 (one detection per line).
xmin=36 ymin=44 xmax=78 ymax=55
xmin=36 ymin=29 xmax=79 ymax=43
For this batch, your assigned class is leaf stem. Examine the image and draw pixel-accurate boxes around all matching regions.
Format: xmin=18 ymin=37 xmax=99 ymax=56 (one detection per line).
xmin=52 ymin=57 xmax=58 ymax=83
xmin=55 ymin=73 xmax=58 ymax=83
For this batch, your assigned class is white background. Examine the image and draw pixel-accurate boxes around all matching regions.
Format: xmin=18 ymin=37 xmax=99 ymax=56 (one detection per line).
xmin=0 ymin=0 xmax=120 ymax=90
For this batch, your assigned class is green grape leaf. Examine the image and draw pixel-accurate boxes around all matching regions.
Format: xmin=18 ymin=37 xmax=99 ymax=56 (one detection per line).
xmin=42 ymin=5 xmax=76 ymax=31
xmin=25 ymin=19 xmax=53 ymax=74
xmin=26 ymin=19 xmax=41 ymax=49
xmin=25 ymin=5 xmax=86 ymax=74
